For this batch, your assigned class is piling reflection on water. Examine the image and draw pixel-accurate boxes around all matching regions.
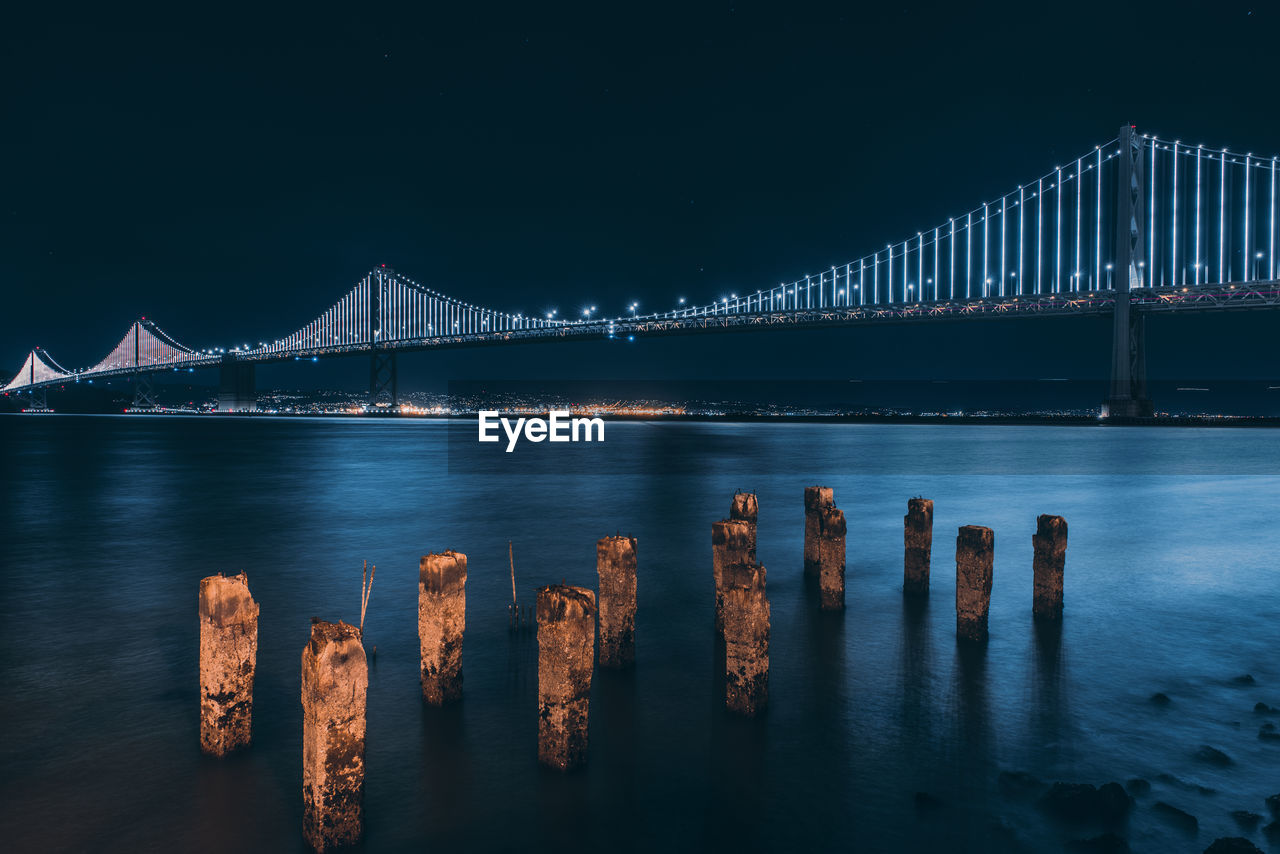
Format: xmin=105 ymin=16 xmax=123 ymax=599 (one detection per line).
xmin=6 ymin=417 xmax=1280 ymax=852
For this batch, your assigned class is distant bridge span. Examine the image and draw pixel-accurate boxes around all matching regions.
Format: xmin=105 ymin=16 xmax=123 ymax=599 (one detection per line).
xmin=7 ymin=126 xmax=1279 ymax=415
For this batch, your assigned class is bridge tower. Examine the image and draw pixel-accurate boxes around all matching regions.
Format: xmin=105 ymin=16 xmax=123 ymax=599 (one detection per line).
xmin=367 ymin=267 xmax=399 ymax=411
xmin=1105 ymin=124 xmax=1154 ymax=418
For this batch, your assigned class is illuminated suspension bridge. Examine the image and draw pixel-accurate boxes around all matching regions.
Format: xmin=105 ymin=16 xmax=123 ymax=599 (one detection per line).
xmin=5 ymin=126 xmax=1280 ymax=415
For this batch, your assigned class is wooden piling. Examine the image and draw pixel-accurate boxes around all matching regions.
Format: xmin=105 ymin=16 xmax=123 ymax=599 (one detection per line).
xmin=723 ymin=562 xmax=769 ymax=715
xmin=903 ymin=498 xmax=934 ymax=596
xmin=804 ymin=486 xmax=834 ymax=576
xmin=301 ymin=620 xmax=368 ymax=851
xmin=729 ymin=491 xmax=758 ymax=560
xmin=955 ymin=526 xmax=994 ymax=642
xmin=597 ymin=535 xmax=638 ymax=668
xmin=817 ymin=505 xmax=847 ymax=610
xmin=199 ymin=572 xmax=259 ymax=756
xmin=1032 ymin=515 xmax=1068 ymax=620
xmin=419 ymin=551 xmax=467 ymax=705
xmin=712 ymin=518 xmax=753 ymax=636
xmin=537 ymin=585 xmax=596 ymax=770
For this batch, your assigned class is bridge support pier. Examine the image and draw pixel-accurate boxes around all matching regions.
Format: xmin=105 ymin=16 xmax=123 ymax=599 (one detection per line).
xmin=132 ymin=374 xmax=158 ymax=410
xmin=24 ymin=387 xmax=49 ymax=412
xmin=367 ymin=351 xmax=399 ymax=412
xmin=216 ymin=359 xmax=256 ymax=412
xmin=1105 ymin=124 xmax=1154 ymax=419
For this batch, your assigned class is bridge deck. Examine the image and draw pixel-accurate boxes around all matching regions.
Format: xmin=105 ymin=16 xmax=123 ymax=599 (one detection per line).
xmin=6 ymin=281 xmax=1278 ymax=392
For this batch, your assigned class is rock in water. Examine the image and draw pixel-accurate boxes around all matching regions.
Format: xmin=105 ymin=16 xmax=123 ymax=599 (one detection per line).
xmin=1152 ymin=801 xmax=1198 ymax=833
xmin=998 ymin=770 xmax=1044 ymax=798
xmin=1125 ymin=778 xmax=1151 ymax=796
xmin=1194 ymin=745 xmax=1233 ymax=766
xmin=1040 ymin=782 xmax=1131 ymax=825
xmin=1203 ymin=838 xmax=1263 ymax=854
xmin=1066 ymin=834 xmax=1130 ymax=853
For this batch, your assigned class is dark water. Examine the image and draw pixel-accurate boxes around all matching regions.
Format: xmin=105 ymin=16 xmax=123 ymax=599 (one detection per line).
xmin=2 ymin=416 xmax=1279 ymax=853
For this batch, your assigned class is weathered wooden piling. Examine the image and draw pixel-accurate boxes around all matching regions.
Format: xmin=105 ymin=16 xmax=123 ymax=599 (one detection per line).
xmin=199 ymin=572 xmax=259 ymax=756
xmin=712 ymin=518 xmax=753 ymax=636
xmin=955 ymin=526 xmax=995 ymax=642
xmin=301 ymin=619 xmax=368 ymax=852
xmin=597 ymin=535 xmax=638 ymax=668
xmin=817 ymin=505 xmax=847 ymax=610
xmin=419 ymin=550 xmax=467 ymax=705
xmin=537 ymin=585 xmax=597 ymax=770
xmin=1032 ymin=515 xmax=1068 ymax=620
xmin=722 ymin=562 xmax=770 ymax=715
xmin=903 ymin=498 xmax=934 ymax=596
xmin=729 ymin=491 xmax=758 ymax=559
xmin=804 ymin=486 xmax=834 ymax=576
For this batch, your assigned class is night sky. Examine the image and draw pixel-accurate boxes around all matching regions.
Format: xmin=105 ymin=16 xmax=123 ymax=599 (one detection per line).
xmin=3 ymin=2 xmax=1278 ymax=389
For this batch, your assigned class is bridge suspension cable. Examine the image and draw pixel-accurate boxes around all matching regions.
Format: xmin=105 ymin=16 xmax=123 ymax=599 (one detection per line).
xmin=86 ymin=320 xmax=202 ymax=375
xmin=255 ymin=267 xmax=570 ymax=357
xmin=651 ymin=131 xmax=1280 ymax=323
xmin=2 ymin=348 xmax=72 ymax=392
xmin=653 ymin=135 xmax=1127 ymax=321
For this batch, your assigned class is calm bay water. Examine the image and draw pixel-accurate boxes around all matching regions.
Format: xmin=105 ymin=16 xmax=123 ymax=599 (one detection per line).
xmin=2 ymin=415 xmax=1279 ymax=852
